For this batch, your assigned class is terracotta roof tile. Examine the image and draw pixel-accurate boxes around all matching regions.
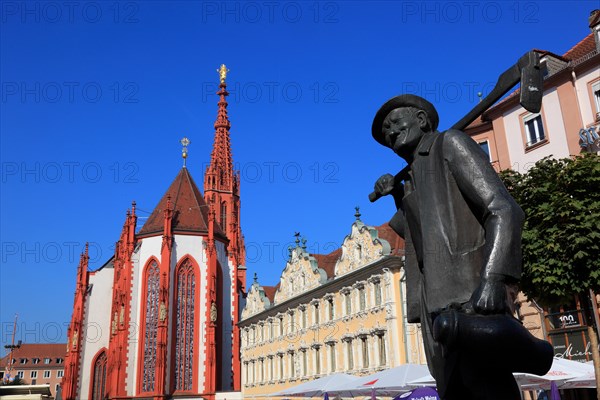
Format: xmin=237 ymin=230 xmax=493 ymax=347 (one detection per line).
xmin=0 ymin=344 xmax=66 ymax=368
xmin=313 ymin=248 xmax=342 ymax=279
xmin=376 ymin=223 xmax=405 ymax=257
xmin=483 ymin=34 xmax=597 ymax=116
xmin=138 ymin=168 xmax=225 ymax=238
xmin=563 ymin=33 xmax=596 ymax=61
xmin=464 ymin=116 xmax=489 ymax=130
xmin=261 ymin=284 xmax=279 ymax=302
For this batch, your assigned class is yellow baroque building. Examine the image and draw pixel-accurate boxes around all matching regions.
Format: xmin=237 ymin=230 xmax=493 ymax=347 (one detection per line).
xmin=239 ymin=214 xmax=427 ymax=399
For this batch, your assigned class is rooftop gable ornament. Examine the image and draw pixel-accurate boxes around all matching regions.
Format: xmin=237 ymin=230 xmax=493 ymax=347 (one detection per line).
xmin=218 ymin=64 xmax=229 ymax=84
xmin=180 ymin=137 xmax=191 ymax=167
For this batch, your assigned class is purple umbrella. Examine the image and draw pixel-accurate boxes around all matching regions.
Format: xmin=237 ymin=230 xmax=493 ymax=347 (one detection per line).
xmin=550 ymin=381 xmax=561 ymax=400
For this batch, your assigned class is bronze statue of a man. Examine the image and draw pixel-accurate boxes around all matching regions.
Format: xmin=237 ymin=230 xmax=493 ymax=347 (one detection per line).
xmin=371 ymin=94 xmax=552 ymax=400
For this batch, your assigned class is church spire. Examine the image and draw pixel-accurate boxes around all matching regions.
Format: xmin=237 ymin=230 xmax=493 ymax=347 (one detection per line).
xmin=203 ymin=66 xmax=245 ymax=390
xmin=206 ymin=64 xmax=234 ymax=193
xmin=203 ymin=63 xmax=244 ymax=264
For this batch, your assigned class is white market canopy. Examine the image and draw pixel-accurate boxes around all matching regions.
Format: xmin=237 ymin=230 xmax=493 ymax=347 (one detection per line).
xmin=407 ymin=358 xmax=597 ymax=391
xmin=269 ymin=373 xmax=362 ymax=397
xmin=514 ymin=357 xmax=594 ymax=390
xmin=330 ymin=364 xmax=431 ymax=396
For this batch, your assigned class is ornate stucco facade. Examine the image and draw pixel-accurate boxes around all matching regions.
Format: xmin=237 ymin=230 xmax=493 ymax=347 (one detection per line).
xmin=240 ymin=216 xmax=427 ymax=399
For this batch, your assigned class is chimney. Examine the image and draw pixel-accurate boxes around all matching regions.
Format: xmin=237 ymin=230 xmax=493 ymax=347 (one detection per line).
xmin=589 ymin=9 xmax=600 ymax=52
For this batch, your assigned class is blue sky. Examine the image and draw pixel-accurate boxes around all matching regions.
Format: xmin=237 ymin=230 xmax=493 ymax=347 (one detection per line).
xmin=1 ymin=1 xmax=597 ymax=347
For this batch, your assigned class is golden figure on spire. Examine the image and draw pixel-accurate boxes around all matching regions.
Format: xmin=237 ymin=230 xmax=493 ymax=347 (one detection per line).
xmin=217 ymin=64 xmax=229 ymax=84
xmin=181 ymin=137 xmax=191 ymax=167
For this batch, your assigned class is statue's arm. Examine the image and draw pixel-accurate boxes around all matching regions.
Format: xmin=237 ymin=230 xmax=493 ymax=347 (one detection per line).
xmin=373 ymin=173 xmax=406 ymax=237
xmin=444 ymin=130 xmax=524 ymax=313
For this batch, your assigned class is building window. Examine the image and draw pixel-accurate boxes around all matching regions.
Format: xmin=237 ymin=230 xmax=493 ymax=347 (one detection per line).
xmin=315 ymin=346 xmax=321 ymax=375
xmin=345 ymin=292 xmax=352 ymax=315
xmin=90 ymin=350 xmax=107 ymax=400
xmin=478 ymin=140 xmax=491 ymax=161
xmin=57 ymin=370 xmax=64 ymax=378
xmin=301 ymin=308 xmax=307 ymax=329
xmin=30 ymin=370 xmax=38 ymax=379
xmin=374 ymin=281 xmax=382 ymax=306
xmin=355 ymin=243 xmax=363 ymax=260
xmin=329 ymin=343 xmax=336 ymax=372
xmin=269 ymin=356 xmax=274 ymax=381
xmin=361 ymin=336 xmax=369 ymax=368
xmin=346 ymin=340 xmax=354 ymax=370
xmin=17 ymin=371 xmax=24 ymax=379
xmin=269 ymin=320 xmax=274 ymax=339
xmin=43 ymin=370 xmax=51 ymax=378
xmin=279 ymin=354 xmax=284 ymax=379
xmin=523 ymin=114 xmax=546 ymax=147
xmin=44 ymin=358 xmax=51 ymax=364
xmin=32 ymin=358 xmax=40 ymax=364
xmin=288 ymin=312 xmax=295 ymax=333
xmin=313 ymin=303 xmax=320 ymax=325
xmin=174 ymin=258 xmax=197 ymax=391
xmin=592 ymin=81 xmax=600 ymax=119
xmin=289 ymin=352 xmax=296 ymax=378
xmin=141 ymin=259 xmax=160 ymax=393
xmin=19 ymin=358 xmax=27 ymax=364
xmin=359 ymin=287 xmax=366 ymax=311
xmin=260 ymin=358 xmax=265 ymax=382
xmin=301 ymin=350 xmax=308 ymax=376
xmin=56 ymin=358 xmax=63 ymax=364
xmin=279 ymin=316 xmax=284 ymax=336
xmin=377 ymin=334 xmax=387 ymax=366
xmin=220 ymin=201 xmax=227 ymax=230
xmin=328 ymin=298 xmax=335 ymax=320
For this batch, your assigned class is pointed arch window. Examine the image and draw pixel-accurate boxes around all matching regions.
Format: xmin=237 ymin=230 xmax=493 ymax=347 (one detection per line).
xmin=141 ymin=260 xmax=160 ymax=392
xmin=174 ymin=258 xmax=196 ymax=391
xmin=90 ymin=350 xmax=107 ymax=400
xmin=220 ymin=201 xmax=227 ymax=230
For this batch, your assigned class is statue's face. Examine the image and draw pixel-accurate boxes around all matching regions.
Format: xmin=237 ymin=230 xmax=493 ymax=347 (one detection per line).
xmin=382 ymin=108 xmax=426 ymax=158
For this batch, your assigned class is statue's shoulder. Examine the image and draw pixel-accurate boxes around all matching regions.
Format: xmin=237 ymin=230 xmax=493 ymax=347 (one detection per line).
xmin=442 ymin=128 xmax=469 ymax=141
xmin=440 ymin=129 xmax=481 ymax=162
xmin=441 ymin=129 xmax=477 ymax=149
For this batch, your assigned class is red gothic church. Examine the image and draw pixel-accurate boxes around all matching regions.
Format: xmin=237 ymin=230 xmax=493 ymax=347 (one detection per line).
xmin=61 ymin=65 xmax=247 ymax=400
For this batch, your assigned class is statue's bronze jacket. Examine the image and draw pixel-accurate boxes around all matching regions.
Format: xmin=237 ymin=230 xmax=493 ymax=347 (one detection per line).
xmin=389 ymin=130 xmax=524 ymax=322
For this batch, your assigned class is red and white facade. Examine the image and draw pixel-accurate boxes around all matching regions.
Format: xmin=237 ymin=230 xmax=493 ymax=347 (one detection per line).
xmin=62 ymin=68 xmax=246 ymax=400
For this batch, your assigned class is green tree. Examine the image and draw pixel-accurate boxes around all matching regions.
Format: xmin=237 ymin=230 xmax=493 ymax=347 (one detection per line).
xmin=500 ymin=153 xmax=600 ymax=306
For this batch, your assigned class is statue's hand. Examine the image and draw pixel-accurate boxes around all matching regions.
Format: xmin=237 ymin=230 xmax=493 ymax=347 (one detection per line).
xmin=374 ymin=173 xmax=402 ymax=198
xmin=470 ymin=275 xmax=510 ymax=315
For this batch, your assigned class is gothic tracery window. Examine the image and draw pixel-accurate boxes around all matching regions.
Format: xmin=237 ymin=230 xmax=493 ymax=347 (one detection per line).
xmin=220 ymin=201 xmax=227 ymax=230
xmin=90 ymin=350 xmax=107 ymax=400
xmin=141 ymin=260 xmax=160 ymax=392
xmin=174 ymin=258 xmax=196 ymax=391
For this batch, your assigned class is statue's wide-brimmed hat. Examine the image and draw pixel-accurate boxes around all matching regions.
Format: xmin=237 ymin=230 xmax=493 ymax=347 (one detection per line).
xmin=372 ymin=94 xmax=439 ymax=146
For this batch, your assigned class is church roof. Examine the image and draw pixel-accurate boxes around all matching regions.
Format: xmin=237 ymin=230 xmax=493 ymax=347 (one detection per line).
xmin=137 ymin=167 xmax=226 ymax=239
